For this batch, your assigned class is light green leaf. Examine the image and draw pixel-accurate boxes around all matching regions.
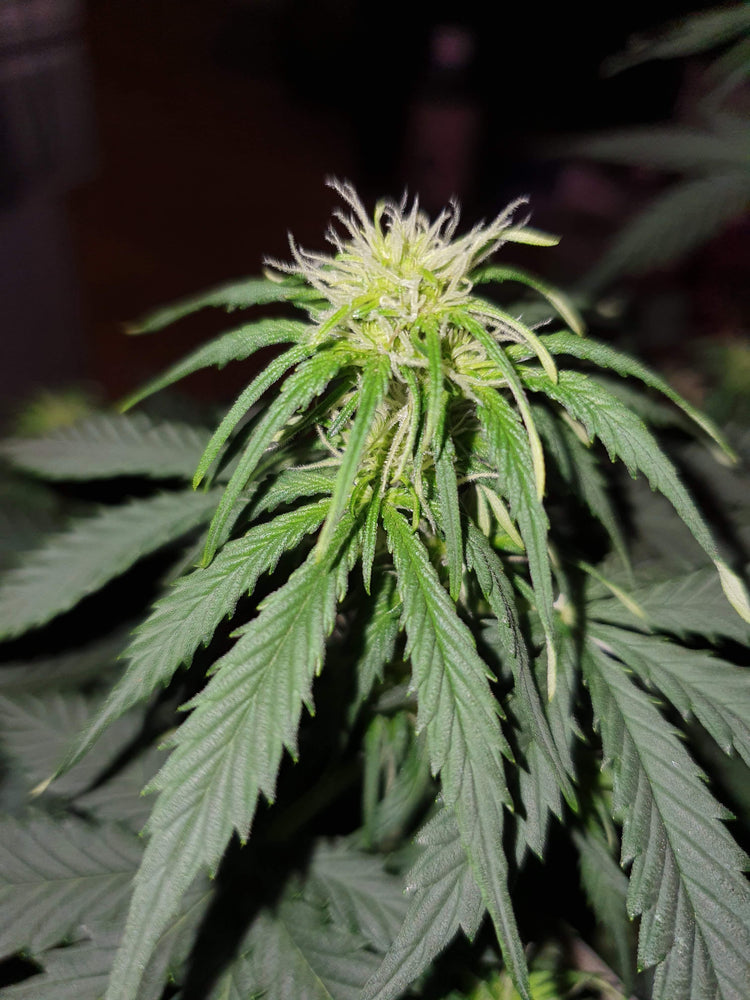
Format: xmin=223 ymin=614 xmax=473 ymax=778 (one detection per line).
xmin=593 ymin=624 xmax=750 ymax=767
xmin=362 ymin=808 xmax=484 ymax=1000
xmin=193 ymin=342 xmax=316 ymax=487
xmin=0 ymin=817 xmax=141 ymax=957
xmin=316 ymin=356 xmax=389 ymax=556
xmin=202 ymin=347 xmax=348 ymax=564
xmin=0 ymin=413 xmax=211 ymax=481
xmin=0 ymin=489 xmax=219 ymax=640
xmin=129 ymin=278 xmax=306 ymax=333
xmin=104 ymin=522 xmax=354 ymax=1000
xmin=584 ymin=642 xmax=750 ymax=1000
xmin=61 ymin=500 xmax=329 ymax=776
xmin=383 ymin=506 xmax=529 ymax=1000
xmin=472 ymin=264 xmax=584 ymax=335
xmin=121 ymin=317 xmax=307 ymax=410
xmin=434 ymin=433 xmax=463 ymax=600
xmin=522 ymin=331 xmax=734 ymax=458
xmin=421 ymin=320 xmax=445 ymax=452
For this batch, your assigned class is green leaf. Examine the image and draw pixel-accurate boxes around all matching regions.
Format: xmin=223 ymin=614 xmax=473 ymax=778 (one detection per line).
xmin=523 ymin=330 xmax=734 ymax=458
xmin=0 ymin=929 xmax=119 ymax=1000
xmin=573 ymin=827 xmax=633 ymax=988
xmin=587 ymin=564 xmax=750 ymax=644
xmin=202 ymin=347 xmax=348 ymax=564
xmin=121 ymin=317 xmax=307 ymax=410
xmin=253 ymin=465 xmax=337 ymax=513
xmin=2 ymin=877 xmax=212 ymax=1000
xmin=354 ymin=571 xmax=401 ymax=708
xmin=472 ymin=265 xmax=584 ymax=335
xmin=0 ymin=413 xmax=212 ymax=481
xmin=362 ymin=808 xmax=485 ymax=1000
xmin=0 ymin=489 xmax=219 ymax=640
xmin=307 ymin=840 xmax=408 ymax=952
xmin=585 ymin=173 xmax=750 ymax=287
xmin=603 ymin=4 xmax=750 ymax=72
xmin=0 ymin=631 xmax=127 ymax=695
xmin=383 ymin=505 xmax=530 ymax=1000
xmin=104 ymin=522 xmax=355 ymax=1000
xmin=222 ymin=896 xmax=381 ymax=1000
xmin=316 ymin=356 xmax=389 ymax=557
xmin=434 ymin=433 xmax=463 ymax=600
xmin=421 ymin=320 xmax=445 ymax=452
xmin=193 ymin=342 xmax=316 ymax=487
xmin=550 ymin=126 xmax=750 ymax=174
xmin=475 ymin=388 xmax=556 ymax=687
xmin=508 ymin=628 xmax=579 ymax=864
xmin=0 ymin=816 xmax=141 ymax=957
xmin=584 ymin=642 xmax=750 ymax=1000
xmin=521 ymin=368 xmax=750 ymax=619
xmin=129 ymin=278 xmax=306 ymax=333
xmin=0 ymin=690 xmax=141 ymax=799
xmin=465 ymin=523 xmax=574 ymax=805
xmin=532 ymin=404 xmax=629 ymax=569
xmin=61 ymin=500 xmax=329 ymax=776
xmin=593 ymin=624 xmax=750 ymax=767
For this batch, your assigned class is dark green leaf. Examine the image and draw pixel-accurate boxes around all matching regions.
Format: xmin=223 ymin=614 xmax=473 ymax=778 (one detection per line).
xmin=384 ymin=505 xmax=529 ymax=999
xmin=584 ymin=642 xmax=750 ymax=1000
xmin=0 ymin=490 xmax=219 ymax=640
xmin=0 ymin=817 xmax=141 ymax=957
xmin=61 ymin=500 xmax=329 ymax=781
xmin=0 ymin=413 xmax=211 ymax=481
xmin=593 ymin=623 xmax=750 ymax=766
xmin=363 ymin=808 xmax=484 ymax=1000
xmin=103 ymin=522 xmax=355 ymax=1000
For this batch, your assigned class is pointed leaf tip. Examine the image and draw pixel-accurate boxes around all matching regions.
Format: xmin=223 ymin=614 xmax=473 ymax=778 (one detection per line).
xmin=716 ymin=561 xmax=750 ymax=624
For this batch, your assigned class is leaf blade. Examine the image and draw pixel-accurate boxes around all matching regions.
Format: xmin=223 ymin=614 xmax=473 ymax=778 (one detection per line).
xmin=0 ymin=489 xmax=219 ymax=640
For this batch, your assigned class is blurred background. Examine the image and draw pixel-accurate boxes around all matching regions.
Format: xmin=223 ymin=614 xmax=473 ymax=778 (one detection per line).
xmin=1 ymin=0 xmax=748 ymax=424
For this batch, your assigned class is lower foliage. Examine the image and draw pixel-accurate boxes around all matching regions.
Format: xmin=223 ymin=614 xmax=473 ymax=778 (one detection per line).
xmin=0 ymin=185 xmax=749 ymax=1000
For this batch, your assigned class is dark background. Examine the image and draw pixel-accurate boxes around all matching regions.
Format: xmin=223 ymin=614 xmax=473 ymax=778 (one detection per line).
xmin=0 ymin=0 xmax=725 ymax=417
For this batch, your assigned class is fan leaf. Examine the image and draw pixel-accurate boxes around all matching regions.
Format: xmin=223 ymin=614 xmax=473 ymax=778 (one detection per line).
xmin=0 ymin=413 xmax=212 ymax=481
xmin=0 ymin=489 xmax=219 ymax=640
xmin=383 ymin=505 xmax=530 ymax=1000
xmin=0 ymin=817 xmax=141 ymax=957
xmin=103 ymin=519 xmax=356 ymax=1000
xmin=60 ymin=500 xmax=330 ymax=775
xmin=584 ymin=641 xmax=750 ymax=1000
xmin=122 ymin=317 xmax=307 ymax=409
xmin=363 ymin=808 xmax=485 ymax=1000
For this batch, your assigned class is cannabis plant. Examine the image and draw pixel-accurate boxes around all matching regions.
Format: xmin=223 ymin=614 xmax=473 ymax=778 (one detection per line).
xmin=1 ymin=181 xmax=750 ymax=1000
xmin=550 ymin=2 xmax=750 ymax=291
